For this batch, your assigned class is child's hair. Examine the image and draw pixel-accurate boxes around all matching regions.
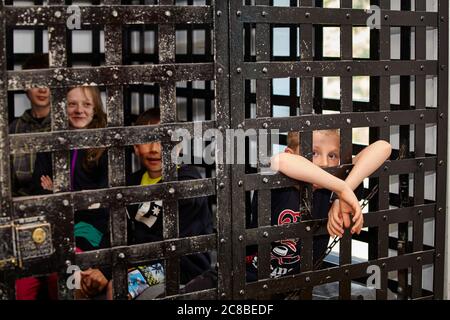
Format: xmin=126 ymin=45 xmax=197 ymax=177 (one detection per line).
xmin=287 ymin=129 xmax=340 ymax=150
xmin=135 ymin=108 xmax=161 ymax=126
xmin=22 ymin=53 xmax=49 ymax=70
xmin=67 ymin=86 xmax=107 ymax=171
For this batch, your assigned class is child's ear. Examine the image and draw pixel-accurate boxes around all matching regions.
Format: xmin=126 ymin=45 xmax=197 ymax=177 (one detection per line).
xmin=284 ymin=147 xmax=295 ymax=154
xmin=133 ymin=145 xmax=140 ymax=156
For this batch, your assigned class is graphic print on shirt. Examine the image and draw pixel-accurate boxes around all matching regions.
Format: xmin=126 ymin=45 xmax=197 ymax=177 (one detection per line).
xmin=270 ymin=209 xmax=302 ymax=278
xmin=135 ymin=200 xmax=163 ymax=229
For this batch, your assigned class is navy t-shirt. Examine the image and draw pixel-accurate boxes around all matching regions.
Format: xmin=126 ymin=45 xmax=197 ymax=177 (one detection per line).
xmin=247 ymin=187 xmax=332 ymax=280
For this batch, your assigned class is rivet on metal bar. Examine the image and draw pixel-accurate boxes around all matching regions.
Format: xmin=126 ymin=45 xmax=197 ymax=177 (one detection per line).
xmin=63 ymin=200 xmax=70 ymax=207
xmin=221 ymin=292 xmax=226 ymax=298
xmin=261 ymin=11 xmax=267 ymax=17
xmin=418 ymin=210 xmax=422 ymax=216
xmin=440 ymin=113 xmax=445 ymax=118
xmin=262 ymin=122 xmax=268 ymax=129
xmin=305 ymin=277 xmax=310 ymax=283
xmin=239 ymin=290 xmax=245 ymax=295
xmin=305 ymin=12 xmax=310 ymax=18
xmin=262 ymin=67 xmax=268 ymax=73
xmin=167 ymin=129 xmax=173 ymax=137
xmin=238 ymin=235 xmax=244 ymax=241
xmin=383 ymin=215 xmax=387 ymax=221
xmin=419 ymin=113 xmax=424 ymax=119
xmin=217 ymin=68 xmax=223 ymax=74
xmin=118 ymin=252 xmax=125 ymax=259
xmin=345 ymin=269 xmax=349 ymax=275
xmin=263 ymin=231 xmax=268 ymax=238
xmin=306 ymin=66 xmax=311 ymax=72
xmin=238 ymin=180 xmax=243 ymax=187
xmin=114 ymin=133 xmax=121 ymax=140
xmin=165 ymin=10 xmax=171 ymax=17
xmin=416 ymin=256 xmax=422 ymax=262
xmin=418 ymin=162 xmax=424 ymax=168
xmin=420 ymin=16 xmax=424 ymax=21
xmin=19 ymin=204 xmax=26 ymax=211
xmin=112 ymin=10 xmax=118 ymax=17
xmin=54 ymin=10 xmax=62 ymax=18
xmin=384 ymin=65 xmax=389 ymax=71
xmin=263 ymin=284 xmax=268 ymax=290
xmin=169 ymin=188 xmax=175 ymax=194
xmin=56 ymin=74 xmax=64 ymax=81
xmin=236 ymin=67 xmax=242 ymax=74
xmin=262 ymin=177 xmax=268 ymax=184
xmin=236 ymin=11 xmax=242 ymax=16
xmin=306 ymin=226 xmax=311 ymax=232
xmin=346 ymin=13 xmax=350 ymax=19
xmin=116 ymin=193 xmax=123 ymax=200
xmin=439 ymin=160 xmax=444 ymax=166
xmin=346 ymin=66 xmax=351 ymax=72
xmin=216 ymin=11 xmax=222 ymax=17
xmin=420 ymin=65 xmax=424 ymax=71
xmin=166 ymin=70 xmax=173 ymax=77
xmin=220 ymin=238 xmax=226 ymax=244
xmin=384 ymin=15 xmax=389 ymax=20
xmin=346 ymin=118 xmax=351 ymax=124
xmin=219 ymin=182 xmax=225 ymax=189
xmin=305 ymin=120 xmax=311 ymax=126
xmin=384 ymin=116 xmax=388 ymax=122
xmin=65 ymin=260 xmax=71 ymax=266
xmin=170 ymin=245 xmax=176 ymax=252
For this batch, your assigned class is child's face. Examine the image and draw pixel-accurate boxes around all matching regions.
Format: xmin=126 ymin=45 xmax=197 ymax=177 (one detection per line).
xmin=312 ymin=131 xmax=340 ymax=169
xmin=67 ymin=87 xmax=95 ymax=129
xmin=133 ymin=121 xmax=162 ymax=178
xmin=290 ymin=131 xmax=340 ymax=190
xmin=27 ymin=87 xmax=50 ymax=109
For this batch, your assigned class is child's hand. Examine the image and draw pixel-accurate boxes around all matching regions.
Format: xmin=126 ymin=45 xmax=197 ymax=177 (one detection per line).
xmin=40 ymin=175 xmax=53 ymax=191
xmin=327 ymin=200 xmax=344 ymax=237
xmin=80 ymin=268 xmax=108 ymax=297
xmin=337 ymin=186 xmax=363 ymax=234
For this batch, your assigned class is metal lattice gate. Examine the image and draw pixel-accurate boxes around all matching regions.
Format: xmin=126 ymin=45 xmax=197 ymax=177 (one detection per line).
xmin=0 ymin=0 xmax=448 ymax=300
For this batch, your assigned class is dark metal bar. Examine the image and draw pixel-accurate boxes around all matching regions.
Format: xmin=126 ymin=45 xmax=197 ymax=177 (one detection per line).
xmin=7 ymin=63 xmax=215 ymax=90
xmin=47 ymin=0 xmax=74 ymax=300
xmin=434 ymin=0 xmax=448 ymax=300
xmin=237 ymin=6 xmax=438 ymax=27
xmin=410 ymin=0 xmax=426 ymax=299
xmin=239 ymin=61 xmax=437 ymax=79
xmin=229 ymin=0 xmax=247 ymax=300
xmin=338 ymin=0 xmax=352 ymax=300
xmin=159 ymin=0 xmax=180 ymax=297
xmin=5 ymin=5 xmax=214 ymax=26
xmin=254 ymin=0 xmax=272 ymax=285
xmin=214 ymin=0 xmax=233 ymax=300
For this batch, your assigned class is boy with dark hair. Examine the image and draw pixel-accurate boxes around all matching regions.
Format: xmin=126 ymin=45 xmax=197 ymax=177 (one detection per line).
xmin=78 ymin=108 xmax=213 ymax=299
xmin=10 ymin=53 xmax=51 ymax=196
xmin=247 ymin=129 xmax=391 ymax=281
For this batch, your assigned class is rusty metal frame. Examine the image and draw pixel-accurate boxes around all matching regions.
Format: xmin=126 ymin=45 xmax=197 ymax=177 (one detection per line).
xmin=229 ymin=0 xmax=447 ymax=300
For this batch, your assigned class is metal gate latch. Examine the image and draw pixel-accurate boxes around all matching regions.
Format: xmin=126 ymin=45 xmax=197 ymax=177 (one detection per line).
xmin=15 ymin=216 xmax=54 ymax=263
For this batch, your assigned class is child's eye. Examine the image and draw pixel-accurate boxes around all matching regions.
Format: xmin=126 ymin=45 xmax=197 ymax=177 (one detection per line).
xmin=328 ymin=153 xmax=338 ymax=160
xmin=312 ymin=151 xmax=318 ymax=157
